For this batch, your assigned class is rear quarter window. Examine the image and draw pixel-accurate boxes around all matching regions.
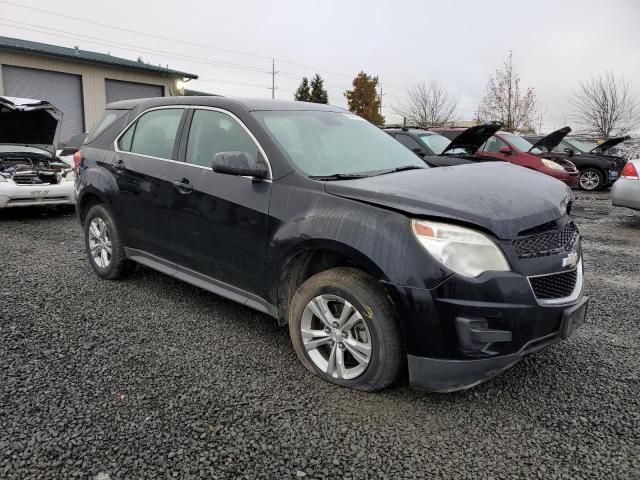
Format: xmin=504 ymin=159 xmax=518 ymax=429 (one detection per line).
xmin=86 ymin=110 xmax=127 ymax=143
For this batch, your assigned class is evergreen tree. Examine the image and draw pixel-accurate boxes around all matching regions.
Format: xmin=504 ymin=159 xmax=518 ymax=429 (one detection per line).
xmin=344 ymin=71 xmax=384 ymax=125
xmin=294 ymin=77 xmax=311 ymax=102
xmin=309 ymin=74 xmax=329 ymax=104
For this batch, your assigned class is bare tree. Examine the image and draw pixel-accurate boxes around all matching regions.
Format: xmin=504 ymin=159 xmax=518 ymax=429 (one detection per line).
xmin=394 ymin=81 xmax=458 ymax=128
xmin=569 ymin=72 xmax=639 ymax=138
xmin=480 ymin=51 xmax=537 ymax=132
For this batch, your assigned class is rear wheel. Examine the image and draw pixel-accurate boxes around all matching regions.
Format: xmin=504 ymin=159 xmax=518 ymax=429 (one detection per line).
xmin=579 ymin=168 xmax=604 ymax=191
xmin=84 ymin=204 xmax=132 ymax=279
xmin=288 ymin=268 xmax=401 ymax=391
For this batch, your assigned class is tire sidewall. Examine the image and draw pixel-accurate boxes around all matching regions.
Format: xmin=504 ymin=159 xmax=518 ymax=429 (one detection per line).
xmin=289 ymin=270 xmax=397 ymax=390
xmin=84 ymin=204 xmax=121 ymax=278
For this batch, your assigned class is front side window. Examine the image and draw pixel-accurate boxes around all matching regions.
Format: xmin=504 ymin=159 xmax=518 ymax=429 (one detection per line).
xmin=119 ymin=108 xmax=183 ymax=159
xmin=395 ymin=134 xmax=422 ymax=151
xmin=480 ymin=136 xmax=509 ymax=153
xmin=186 ymin=109 xmax=258 ymax=167
xmin=500 ymin=133 xmax=542 ymax=154
xmin=253 ymin=111 xmax=424 ymax=177
xmin=419 ymin=133 xmax=451 ymax=155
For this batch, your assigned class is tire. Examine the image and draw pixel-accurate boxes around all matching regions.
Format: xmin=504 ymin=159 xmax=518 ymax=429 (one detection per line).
xmin=579 ymin=168 xmax=605 ymax=191
xmin=84 ymin=203 xmax=132 ymax=279
xmin=288 ymin=267 xmax=401 ymax=391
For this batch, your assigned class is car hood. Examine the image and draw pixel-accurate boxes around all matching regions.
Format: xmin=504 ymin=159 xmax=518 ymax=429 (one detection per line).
xmin=530 ymin=126 xmax=571 ymax=152
xmin=324 ymin=162 xmax=571 ymax=239
xmin=590 ymin=136 xmax=630 ymax=153
xmin=0 ymin=96 xmax=63 ymax=154
xmin=441 ymin=123 xmax=502 ymax=155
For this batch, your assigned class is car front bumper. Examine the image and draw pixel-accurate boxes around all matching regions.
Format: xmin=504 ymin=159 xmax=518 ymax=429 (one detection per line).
xmin=0 ymin=180 xmax=75 ymax=208
xmin=611 ymin=178 xmax=640 ymax=211
xmin=407 ymin=296 xmax=588 ymax=391
xmin=384 ymin=260 xmax=587 ymax=392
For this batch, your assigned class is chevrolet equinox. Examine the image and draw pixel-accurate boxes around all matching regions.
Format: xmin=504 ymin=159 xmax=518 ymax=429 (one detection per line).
xmin=75 ymin=97 xmax=588 ymax=392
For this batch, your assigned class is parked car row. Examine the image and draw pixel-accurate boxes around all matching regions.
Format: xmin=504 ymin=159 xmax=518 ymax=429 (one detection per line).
xmin=385 ymin=122 xmax=630 ymax=192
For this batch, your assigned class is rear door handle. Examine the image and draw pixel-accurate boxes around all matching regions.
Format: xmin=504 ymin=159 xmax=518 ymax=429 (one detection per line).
xmin=172 ymin=178 xmax=193 ymax=194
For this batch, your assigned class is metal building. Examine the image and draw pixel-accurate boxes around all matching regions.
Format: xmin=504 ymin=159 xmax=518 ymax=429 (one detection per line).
xmin=0 ymin=36 xmax=198 ymax=141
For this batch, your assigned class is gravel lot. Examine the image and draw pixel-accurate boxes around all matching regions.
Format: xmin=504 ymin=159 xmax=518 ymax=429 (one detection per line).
xmin=1 ymin=193 xmax=638 ymax=479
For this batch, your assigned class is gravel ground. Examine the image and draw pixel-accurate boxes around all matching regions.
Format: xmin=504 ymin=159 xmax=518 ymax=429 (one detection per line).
xmin=1 ymin=194 xmax=639 ymax=479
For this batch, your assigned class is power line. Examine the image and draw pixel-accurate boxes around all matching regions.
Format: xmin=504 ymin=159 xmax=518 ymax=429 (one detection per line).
xmin=0 ymin=0 xmax=408 ymax=93
xmin=0 ymin=0 xmax=274 ymax=61
xmin=0 ymin=18 xmax=270 ymax=74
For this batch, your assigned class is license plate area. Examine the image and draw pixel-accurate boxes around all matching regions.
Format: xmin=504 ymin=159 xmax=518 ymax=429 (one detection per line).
xmin=561 ymin=296 xmax=589 ymax=339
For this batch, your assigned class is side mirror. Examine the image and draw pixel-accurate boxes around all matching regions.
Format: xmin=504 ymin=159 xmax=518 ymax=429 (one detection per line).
xmin=564 ymin=148 xmax=575 ymax=157
xmin=499 ymin=146 xmax=511 ymax=155
xmin=211 ymin=151 xmax=269 ymax=180
xmin=411 ymin=147 xmax=425 ymax=157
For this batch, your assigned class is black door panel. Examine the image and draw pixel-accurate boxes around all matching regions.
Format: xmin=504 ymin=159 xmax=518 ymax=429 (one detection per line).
xmin=111 ymin=152 xmax=177 ymax=259
xmin=166 ymin=163 xmax=271 ymax=295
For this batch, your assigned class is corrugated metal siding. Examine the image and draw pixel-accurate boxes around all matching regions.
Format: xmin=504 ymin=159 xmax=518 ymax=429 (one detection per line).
xmin=0 ymin=51 xmax=181 ymax=134
xmin=2 ymin=65 xmax=84 ymax=141
xmin=105 ymin=79 xmax=164 ymax=104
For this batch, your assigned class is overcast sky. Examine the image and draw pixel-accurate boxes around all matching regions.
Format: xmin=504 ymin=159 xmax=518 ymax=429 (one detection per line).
xmin=1 ymin=0 xmax=639 ymax=130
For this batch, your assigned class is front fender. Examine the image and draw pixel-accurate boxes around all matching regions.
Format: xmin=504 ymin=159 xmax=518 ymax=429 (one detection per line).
xmin=266 ymin=184 xmax=450 ymax=296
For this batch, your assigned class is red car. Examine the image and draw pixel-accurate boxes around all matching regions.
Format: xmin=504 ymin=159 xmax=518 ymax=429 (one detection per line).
xmin=433 ymin=128 xmax=580 ymax=188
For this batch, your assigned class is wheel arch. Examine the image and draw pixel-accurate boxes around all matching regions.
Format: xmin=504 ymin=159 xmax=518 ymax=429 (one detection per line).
xmin=274 ymin=240 xmax=388 ymax=327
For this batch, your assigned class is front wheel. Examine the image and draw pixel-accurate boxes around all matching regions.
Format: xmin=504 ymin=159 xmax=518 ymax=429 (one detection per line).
xmin=579 ymin=168 xmax=604 ymax=191
xmin=288 ymin=268 xmax=402 ymax=391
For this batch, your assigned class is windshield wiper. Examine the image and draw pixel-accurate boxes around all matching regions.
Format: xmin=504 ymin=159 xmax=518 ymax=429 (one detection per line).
xmin=370 ymin=165 xmax=426 ymax=176
xmin=309 ymin=173 xmax=372 ymax=181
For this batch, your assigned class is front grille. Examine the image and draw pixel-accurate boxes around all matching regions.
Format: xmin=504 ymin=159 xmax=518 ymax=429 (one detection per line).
xmin=530 ymin=269 xmax=578 ymax=300
xmin=12 ymin=174 xmax=46 ymax=185
xmin=513 ymin=222 xmax=579 ymax=259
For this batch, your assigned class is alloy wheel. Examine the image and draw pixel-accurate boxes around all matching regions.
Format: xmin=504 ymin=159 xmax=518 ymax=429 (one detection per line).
xmin=300 ymin=294 xmax=372 ymax=380
xmin=88 ymin=217 xmax=112 ymax=268
xmin=580 ymin=171 xmax=600 ymax=190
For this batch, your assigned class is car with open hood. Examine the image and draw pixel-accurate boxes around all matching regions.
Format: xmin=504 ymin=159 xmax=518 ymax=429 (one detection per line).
xmin=0 ymin=96 xmax=76 ymax=208
xmin=434 ymin=127 xmax=580 ymax=188
xmin=383 ymin=123 xmax=501 ymax=167
xmin=525 ymin=130 xmax=627 ymax=191
xmin=75 ymin=97 xmax=588 ymax=392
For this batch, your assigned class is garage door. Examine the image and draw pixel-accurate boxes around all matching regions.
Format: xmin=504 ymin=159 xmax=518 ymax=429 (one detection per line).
xmin=105 ymin=79 xmax=164 ymax=104
xmin=3 ymin=65 xmax=84 ymax=143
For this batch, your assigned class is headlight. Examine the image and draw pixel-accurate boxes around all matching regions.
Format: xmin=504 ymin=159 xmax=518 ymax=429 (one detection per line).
xmin=0 ymin=175 xmax=7 ymax=182
xmin=542 ymin=159 xmax=565 ymax=171
xmin=411 ymin=219 xmax=510 ymax=277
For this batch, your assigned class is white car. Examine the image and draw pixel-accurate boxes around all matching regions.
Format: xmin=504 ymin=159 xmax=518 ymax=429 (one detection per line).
xmin=0 ymin=96 xmax=76 ymax=209
xmin=611 ymin=160 xmax=640 ymax=211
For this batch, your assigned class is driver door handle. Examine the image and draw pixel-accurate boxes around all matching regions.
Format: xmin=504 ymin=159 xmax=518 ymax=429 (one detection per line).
xmin=172 ymin=178 xmax=193 ymax=194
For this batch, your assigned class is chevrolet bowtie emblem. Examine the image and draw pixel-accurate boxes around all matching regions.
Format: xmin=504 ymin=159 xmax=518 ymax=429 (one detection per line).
xmin=562 ymin=251 xmax=579 ymax=268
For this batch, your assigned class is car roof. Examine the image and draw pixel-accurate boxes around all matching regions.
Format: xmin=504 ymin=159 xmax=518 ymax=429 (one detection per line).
xmin=106 ymin=96 xmax=348 ymax=113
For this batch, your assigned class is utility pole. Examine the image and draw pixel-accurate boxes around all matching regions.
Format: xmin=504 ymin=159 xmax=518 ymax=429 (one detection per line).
xmin=271 ymin=58 xmax=276 ymax=99
xmin=538 ymin=113 xmax=543 ymax=134
xmin=379 ymin=82 xmax=383 ymax=115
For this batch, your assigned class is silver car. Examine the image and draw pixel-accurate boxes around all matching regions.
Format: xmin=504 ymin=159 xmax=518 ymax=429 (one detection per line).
xmin=611 ymin=160 xmax=640 ymax=211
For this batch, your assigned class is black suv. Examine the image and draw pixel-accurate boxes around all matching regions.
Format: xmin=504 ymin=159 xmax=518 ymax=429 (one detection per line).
xmin=75 ymin=97 xmax=588 ymax=392
xmin=525 ymin=129 xmax=627 ymax=191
